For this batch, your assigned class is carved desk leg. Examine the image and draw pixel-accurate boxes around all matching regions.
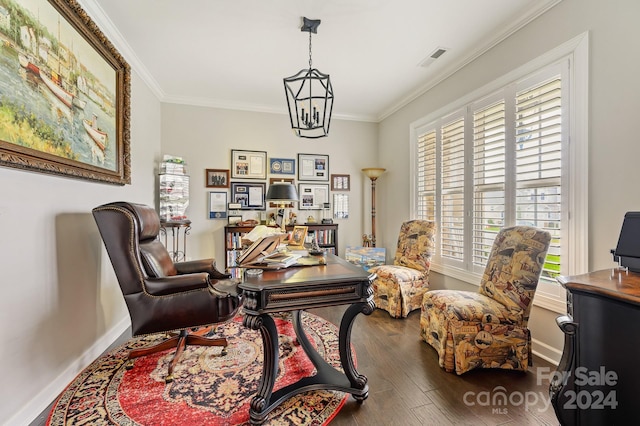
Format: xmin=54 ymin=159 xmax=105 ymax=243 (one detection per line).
xmin=549 ymin=315 xmax=578 ymax=426
xmin=340 ymin=299 xmax=375 ymax=401
xmin=243 ymin=313 xmax=278 ymax=426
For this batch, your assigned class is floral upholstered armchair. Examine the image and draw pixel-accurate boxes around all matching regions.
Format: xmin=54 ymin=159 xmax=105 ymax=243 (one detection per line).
xmin=420 ymin=226 xmax=551 ymax=374
xmin=369 ymin=220 xmax=436 ymax=318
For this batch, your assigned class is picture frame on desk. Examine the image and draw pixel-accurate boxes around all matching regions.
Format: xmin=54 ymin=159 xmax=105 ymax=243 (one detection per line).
xmin=228 ymin=215 xmax=243 ymax=225
xmin=289 ymin=226 xmax=308 ymax=247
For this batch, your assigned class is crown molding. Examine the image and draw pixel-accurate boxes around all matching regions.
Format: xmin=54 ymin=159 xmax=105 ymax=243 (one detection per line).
xmin=78 ymin=0 xmax=561 ymax=124
xmin=162 ymin=95 xmax=378 ymax=123
xmin=376 ymin=0 xmax=563 ymax=121
xmin=76 ymin=0 xmax=165 ymax=100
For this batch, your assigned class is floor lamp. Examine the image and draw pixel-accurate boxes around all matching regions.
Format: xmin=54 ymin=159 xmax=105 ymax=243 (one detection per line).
xmin=362 ymin=168 xmax=386 ymax=247
xmin=266 ymin=181 xmax=299 ymax=231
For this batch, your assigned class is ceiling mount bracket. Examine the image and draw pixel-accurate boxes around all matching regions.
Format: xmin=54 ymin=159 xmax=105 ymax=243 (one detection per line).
xmin=301 ymin=17 xmax=321 ymax=34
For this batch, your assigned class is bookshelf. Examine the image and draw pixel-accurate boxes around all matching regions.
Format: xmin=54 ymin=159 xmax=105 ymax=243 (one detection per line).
xmin=224 ymin=223 xmax=339 ymax=268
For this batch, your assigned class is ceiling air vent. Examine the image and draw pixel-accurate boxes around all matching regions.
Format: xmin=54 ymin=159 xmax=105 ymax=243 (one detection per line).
xmin=418 ymin=47 xmax=448 ymax=68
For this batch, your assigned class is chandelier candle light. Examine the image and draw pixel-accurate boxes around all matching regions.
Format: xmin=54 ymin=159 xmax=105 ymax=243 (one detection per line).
xmin=362 ymin=168 xmax=386 ymax=247
xmin=266 ymin=181 xmax=299 ymax=231
xmin=284 ymin=17 xmax=334 ymax=138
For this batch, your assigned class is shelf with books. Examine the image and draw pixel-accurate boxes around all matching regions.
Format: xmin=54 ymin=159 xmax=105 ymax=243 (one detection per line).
xmin=224 ymin=223 xmax=338 ymax=268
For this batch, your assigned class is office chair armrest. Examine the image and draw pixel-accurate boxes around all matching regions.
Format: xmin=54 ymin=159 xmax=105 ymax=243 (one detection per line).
xmin=175 ymin=258 xmax=231 ymax=279
xmin=210 ymin=278 xmax=241 ymax=298
xmin=144 ymin=273 xmax=210 ymax=296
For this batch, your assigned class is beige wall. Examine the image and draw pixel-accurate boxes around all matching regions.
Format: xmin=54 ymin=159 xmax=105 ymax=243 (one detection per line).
xmin=1 ymin=71 xmax=161 ymax=424
xmin=160 ymin=104 xmax=378 ymax=261
xmin=377 ymin=0 xmax=640 ymax=363
xmin=7 ymin=0 xmax=640 ymax=423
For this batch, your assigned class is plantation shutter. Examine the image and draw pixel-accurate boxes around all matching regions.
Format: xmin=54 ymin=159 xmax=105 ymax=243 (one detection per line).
xmin=417 ymin=130 xmax=436 ymax=221
xmin=473 ymin=101 xmax=506 ymax=267
xmin=515 ymin=77 xmax=562 ymax=282
xmin=441 ymin=118 xmax=465 ymax=261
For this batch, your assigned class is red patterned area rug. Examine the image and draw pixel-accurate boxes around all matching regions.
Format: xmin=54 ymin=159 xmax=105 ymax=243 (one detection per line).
xmin=47 ymin=312 xmax=347 ymax=425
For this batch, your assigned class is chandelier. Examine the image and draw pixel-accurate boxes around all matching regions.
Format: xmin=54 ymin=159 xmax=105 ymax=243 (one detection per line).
xmin=283 ymin=17 xmax=334 ymax=139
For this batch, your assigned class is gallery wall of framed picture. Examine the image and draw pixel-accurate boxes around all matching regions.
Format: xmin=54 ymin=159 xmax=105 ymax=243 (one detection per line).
xmin=206 ymin=150 xmax=350 ymax=221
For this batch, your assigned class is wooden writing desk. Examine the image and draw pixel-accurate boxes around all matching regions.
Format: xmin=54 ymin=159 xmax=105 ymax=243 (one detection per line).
xmin=550 ymin=268 xmax=640 ymax=425
xmin=238 ymin=254 xmax=375 ymax=425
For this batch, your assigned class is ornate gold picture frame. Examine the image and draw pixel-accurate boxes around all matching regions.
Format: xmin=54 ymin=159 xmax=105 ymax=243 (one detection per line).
xmin=0 ymin=0 xmax=131 ymax=184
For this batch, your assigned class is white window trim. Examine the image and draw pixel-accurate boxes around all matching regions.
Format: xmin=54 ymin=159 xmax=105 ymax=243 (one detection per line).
xmin=410 ymin=32 xmax=589 ymax=314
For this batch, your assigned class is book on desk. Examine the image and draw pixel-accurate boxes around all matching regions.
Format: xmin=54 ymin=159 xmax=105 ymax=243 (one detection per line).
xmin=236 ymin=235 xmax=326 ymax=269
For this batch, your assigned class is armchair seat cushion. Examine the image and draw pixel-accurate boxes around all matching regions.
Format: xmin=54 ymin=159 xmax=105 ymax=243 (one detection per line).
xmin=424 ymin=290 xmax=523 ymax=325
xmin=369 ymin=265 xmax=428 ymax=318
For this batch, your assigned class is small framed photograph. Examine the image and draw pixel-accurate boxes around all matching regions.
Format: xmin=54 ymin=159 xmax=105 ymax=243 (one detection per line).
xmin=289 ymin=226 xmax=308 ymax=247
xmin=298 ymin=183 xmax=330 ymax=210
xmin=268 ymin=177 xmax=296 ymax=208
xmin=331 ymin=174 xmax=350 ymax=191
xmin=231 ymin=182 xmax=266 ymax=210
xmin=298 ymin=153 xmax=329 ymax=181
xmin=333 ymin=193 xmax=349 ymax=219
xmin=228 ymin=215 xmax=243 ymax=225
xmin=208 ymin=191 xmax=228 ymax=219
xmin=270 ymin=158 xmax=295 ymax=175
xmin=206 ymin=169 xmax=230 ymax=188
xmin=231 ymin=150 xmax=267 ymax=179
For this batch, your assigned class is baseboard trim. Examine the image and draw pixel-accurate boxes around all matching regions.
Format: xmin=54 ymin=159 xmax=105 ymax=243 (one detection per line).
xmin=532 ymin=338 xmax=562 ymax=367
xmin=9 ymin=317 xmax=130 ymax=426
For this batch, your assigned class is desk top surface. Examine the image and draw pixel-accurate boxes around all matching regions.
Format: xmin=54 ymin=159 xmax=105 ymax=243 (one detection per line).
xmin=238 ymin=254 xmax=371 ymax=292
xmin=558 ymin=268 xmax=640 ymax=305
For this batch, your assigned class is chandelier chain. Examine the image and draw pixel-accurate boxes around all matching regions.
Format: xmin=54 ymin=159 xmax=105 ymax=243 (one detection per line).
xmin=308 ymin=31 xmax=313 ymax=69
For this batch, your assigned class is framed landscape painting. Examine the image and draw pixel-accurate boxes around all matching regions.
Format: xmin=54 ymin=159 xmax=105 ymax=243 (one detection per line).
xmin=0 ymin=0 xmax=131 ymax=184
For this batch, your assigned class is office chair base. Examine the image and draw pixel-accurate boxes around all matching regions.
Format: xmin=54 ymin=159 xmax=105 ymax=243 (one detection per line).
xmin=126 ymin=328 xmax=229 ymax=382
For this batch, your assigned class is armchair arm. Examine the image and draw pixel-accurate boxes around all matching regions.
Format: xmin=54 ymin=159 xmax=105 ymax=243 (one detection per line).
xmin=175 ymin=258 xmax=230 ymax=279
xmin=144 ymin=273 xmax=210 ymax=296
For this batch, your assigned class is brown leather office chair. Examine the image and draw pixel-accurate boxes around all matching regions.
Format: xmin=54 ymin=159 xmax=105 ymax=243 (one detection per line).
xmin=92 ymin=201 xmax=241 ymax=382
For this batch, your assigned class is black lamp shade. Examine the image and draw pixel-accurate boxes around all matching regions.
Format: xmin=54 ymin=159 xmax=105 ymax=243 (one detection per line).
xmin=266 ymin=182 xmax=299 ymax=202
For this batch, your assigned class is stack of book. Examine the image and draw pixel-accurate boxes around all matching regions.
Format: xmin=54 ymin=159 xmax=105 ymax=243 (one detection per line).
xmin=236 ymin=235 xmax=327 ymax=269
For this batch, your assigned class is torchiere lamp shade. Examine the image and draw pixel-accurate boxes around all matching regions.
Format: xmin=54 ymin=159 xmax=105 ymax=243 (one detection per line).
xmin=362 ymin=167 xmax=386 ymax=180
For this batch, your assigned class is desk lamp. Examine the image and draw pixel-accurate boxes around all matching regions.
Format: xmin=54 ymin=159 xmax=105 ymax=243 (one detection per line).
xmin=266 ymin=181 xmax=299 ymax=231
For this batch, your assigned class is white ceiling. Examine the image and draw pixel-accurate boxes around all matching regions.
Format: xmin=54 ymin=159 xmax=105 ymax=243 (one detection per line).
xmin=83 ymin=0 xmax=560 ymax=122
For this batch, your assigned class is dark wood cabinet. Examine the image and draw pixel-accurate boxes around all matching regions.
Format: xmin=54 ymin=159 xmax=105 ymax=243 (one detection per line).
xmin=224 ymin=223 xmax=338 ymax=268
xmin=550 ymin=268 xmax=640 ymax=425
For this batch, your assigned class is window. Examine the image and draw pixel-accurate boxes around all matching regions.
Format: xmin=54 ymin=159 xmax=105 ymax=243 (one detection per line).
xmin=416 ymin=131 xmax=436 ymax=221
xmin=410 ymin=34 xmax=588 ymax=312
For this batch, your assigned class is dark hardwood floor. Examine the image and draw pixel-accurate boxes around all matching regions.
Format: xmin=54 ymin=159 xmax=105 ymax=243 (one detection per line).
xmin=31 ymin=305 xmax=560 ymax=425
xmin=309 ymin=305 xmax=560 ymax=426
